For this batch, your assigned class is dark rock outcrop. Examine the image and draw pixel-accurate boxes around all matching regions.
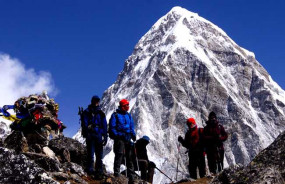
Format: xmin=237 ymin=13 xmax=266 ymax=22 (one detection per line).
xmin=211 ymin=131 xmax=285 ymax=184
xmin=49 ymin=137 xmax=87 ymax=168
xmin=35 ymin=156 xmax=62 ymax=172
xmin=4 ymin=131 xmax=29 ymax=153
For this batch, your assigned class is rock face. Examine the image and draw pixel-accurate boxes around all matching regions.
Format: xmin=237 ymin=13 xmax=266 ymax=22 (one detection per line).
xmin=74 ymin=6 xmax=285 ymax=184
xmin=49 ymin=137 xmax=87 ymax=168
xmin=211 ymin=131 xmax=285 ymax=184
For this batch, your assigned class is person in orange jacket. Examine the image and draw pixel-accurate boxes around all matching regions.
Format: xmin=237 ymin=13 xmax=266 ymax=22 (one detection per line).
xmin=178 ymin=118 xmax=206 ymax=179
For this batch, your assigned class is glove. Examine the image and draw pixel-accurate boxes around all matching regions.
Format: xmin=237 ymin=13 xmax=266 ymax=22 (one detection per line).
xmin=87 ymin=124 xmax=93 ymax=130
xmin=178 ymin=136 xmax=183 ymax=143
xmin=102 ymin=136 xmax=108 ymax=146
xmin=3 ymin=105 xmax=9 ymax=111
xmin=132 ymin=135 xmax=136 ymax=142
xmin=102 ymin=140 xmax=107 ymax=146
xmin=149 ymin=161 xmax=156 ymax=168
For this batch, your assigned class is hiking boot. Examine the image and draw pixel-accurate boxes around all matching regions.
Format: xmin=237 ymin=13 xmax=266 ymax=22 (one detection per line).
xmin=87 ymin=170 xmax=95 ymax=177
xmin=128 ymin=178 xmax=140 ymax=184
xmin=114 ymin=173 xmax=121 ymax=177
xmin=94 ymin=173 xmax=105 ymax=180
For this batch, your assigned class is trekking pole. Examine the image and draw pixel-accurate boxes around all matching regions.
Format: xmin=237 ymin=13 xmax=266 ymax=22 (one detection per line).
xmin=216 ymin=147 xmax=223 ymax=172
xmin=133 ymin=142 xmax=140 ymax=177
xmin=155 ymin=166 xmax=174 ymax=183
xmin=78 ymin=107 xmax=83 ymax=124
xmin=176 ymin=143 xmax=181 ymax=181
xmin=124 ymin=148 xmax=128 ymax=177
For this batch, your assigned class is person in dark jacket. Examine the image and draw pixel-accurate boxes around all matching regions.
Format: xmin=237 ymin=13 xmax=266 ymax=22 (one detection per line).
xmin=109 ymin=99 xmax=136 ymax=181
xmin=133 ymin=136 xmax=156 ymax=183
xmin=178 ymin=118 xmax=206 ymax=179
xmin=203 ymin=111 xmax=228 ymax=174
xmin=82 ymin=95 xmax=107 ymax=179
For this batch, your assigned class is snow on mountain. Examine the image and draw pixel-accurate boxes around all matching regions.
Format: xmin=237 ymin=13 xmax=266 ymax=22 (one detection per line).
xmin=0 ymin=118 xmax=11 ymax=139
xmin=74 ymin=6 xmax=285 ymax=183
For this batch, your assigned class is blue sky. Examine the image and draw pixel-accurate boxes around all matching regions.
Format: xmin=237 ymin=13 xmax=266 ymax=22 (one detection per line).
xmin=0 ymin=0 xmax=284 ymax=137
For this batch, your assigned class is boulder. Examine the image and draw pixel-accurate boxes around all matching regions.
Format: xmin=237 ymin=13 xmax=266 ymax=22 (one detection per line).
xmin=4 ymin=131 xmax=29 ymax=153
xmin=62 ymin=162 xmax=86 ymax=177
xmin=43 ymin=146 xmax=57 ymax=160
xmin=34 ymin=156 xmax=62 ymax=172
xmin=49 ymin=137 xmax=87 ymax=168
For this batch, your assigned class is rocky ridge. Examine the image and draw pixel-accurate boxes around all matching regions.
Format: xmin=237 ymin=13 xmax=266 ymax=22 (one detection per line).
xmin=0 ymin=133 xmax=149 ymax=184
xmin=211 ymin=131 xmax=285 ymax=184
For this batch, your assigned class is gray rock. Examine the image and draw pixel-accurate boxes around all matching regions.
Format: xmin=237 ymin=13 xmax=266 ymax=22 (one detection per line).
xmin=49 ymin=137 xmax=87 ymax=168
xmin=48 ymin=172 xmax=88 ymax=184
xmin=62 ymin=162 xmax=86 ymax=176
xmin=35 ymin=156 xmax=62 ymax=172
xmin=0 ymin=147 xmax=58 ymax=184
xmin=211 ymin=131 xmax=285 ymax=184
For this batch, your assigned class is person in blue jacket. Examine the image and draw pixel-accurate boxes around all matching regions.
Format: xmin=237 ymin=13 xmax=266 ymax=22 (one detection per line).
xmin=109 ymin=99 xmax=136 ymax=181
xmin=82 ymin=95 xmax=107 ymax=179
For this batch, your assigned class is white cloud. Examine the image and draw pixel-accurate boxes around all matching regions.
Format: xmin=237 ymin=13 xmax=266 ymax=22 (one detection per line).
xmin=0 ymin=53 xmax=57 ymax=106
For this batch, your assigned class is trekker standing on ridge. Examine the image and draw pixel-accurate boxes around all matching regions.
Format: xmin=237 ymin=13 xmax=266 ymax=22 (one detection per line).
xmin=178 ymin=118 xmax=206 ymax=179
xmin=203 ymin=111 xmax=228 ymax=174
xmin=81 ymin=95 xmax=108 ymax=179
xmin=109 ymin=99 xmax=136 ymax=182
xmin=133 ymin=135 xmax=156 ymax=183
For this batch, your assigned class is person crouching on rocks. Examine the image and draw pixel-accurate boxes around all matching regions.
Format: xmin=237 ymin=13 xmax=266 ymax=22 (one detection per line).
xmin=133 ymin=135 xmax=156 ymax=183
xmin=82 ymin=95 xmax=107 ymax=179
xmin=178 ymin=118 xmax=206 ymax=179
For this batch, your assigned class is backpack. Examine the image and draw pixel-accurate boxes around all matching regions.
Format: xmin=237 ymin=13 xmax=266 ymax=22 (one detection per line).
xmin=79 ymin=106 xmax=104 ymax=138
xmin=78 ymin=107 xmax=87 ymax=138
xmin=108 ymin=112 xmax=118 ymax=140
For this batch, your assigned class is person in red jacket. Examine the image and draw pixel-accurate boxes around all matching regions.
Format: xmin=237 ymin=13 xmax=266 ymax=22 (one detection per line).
xmin=203 ymin=111 xmax=228 ymax=174
xmin=178 ymin=118 xmax=206 ymax=179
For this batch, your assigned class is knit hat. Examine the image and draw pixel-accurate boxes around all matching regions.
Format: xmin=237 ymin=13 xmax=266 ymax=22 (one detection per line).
xmin=119 ymin=99 xmax=129 ymax=106
xmin=187 ymin=118 xmax=197 ymax=128
xmin=141 ymin=135 xmax=150 ymax=143
xmin=209 ymin=111 xmax=217 ymax=119
xmin=91 ymin=95 xmax=100 ymax=103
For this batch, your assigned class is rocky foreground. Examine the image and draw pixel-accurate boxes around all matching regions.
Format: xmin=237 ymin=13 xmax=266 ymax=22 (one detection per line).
xmin=0 ymin=130 xmax=284 ymax=184
xmin=0 ymin=132 xmax=148 ymax=184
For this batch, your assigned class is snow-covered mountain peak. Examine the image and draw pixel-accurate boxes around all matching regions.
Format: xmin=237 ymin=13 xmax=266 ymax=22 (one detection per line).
xmin=73 ymin=6 xmax=285 ymax=184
